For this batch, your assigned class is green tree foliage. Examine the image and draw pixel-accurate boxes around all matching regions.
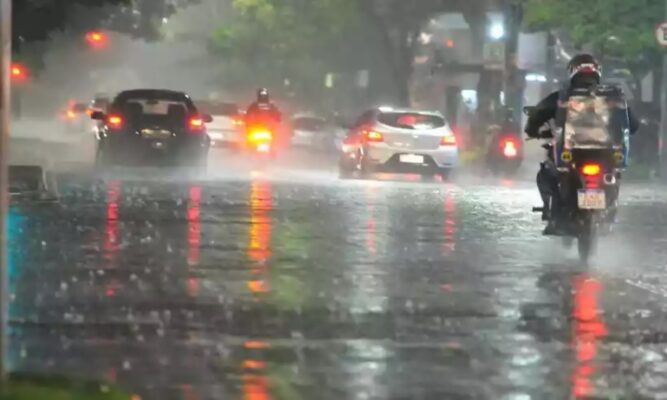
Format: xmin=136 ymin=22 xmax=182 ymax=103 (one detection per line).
xmin=522 ymin=0 xmax=663 ymax=73
xmin=209 ymin=0 xmax=362 ymax=100
xmin=14 ymin=0 xmax=196 ymax=45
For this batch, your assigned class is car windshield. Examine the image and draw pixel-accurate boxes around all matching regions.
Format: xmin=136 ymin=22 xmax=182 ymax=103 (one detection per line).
xmin=293 ymin=117 xmax=326 ymax=131
xmin=6 ymin=1 xmax=661 ymax=399
xmin=378 ymin=112 xmax=445 ymax=129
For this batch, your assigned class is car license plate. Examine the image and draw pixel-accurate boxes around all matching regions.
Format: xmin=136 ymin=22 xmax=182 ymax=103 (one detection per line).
xmin=399 ymin=154 xmax=424 ymax=164
xmin=577 ymin=189 xmax=606 ymax=210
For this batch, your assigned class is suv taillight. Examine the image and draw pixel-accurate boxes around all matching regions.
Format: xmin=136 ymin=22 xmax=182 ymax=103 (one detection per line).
xmin=189 ymin=117 xmax=205 ymax=133
xmin=107 ymin=114 xmax=123 ymax=129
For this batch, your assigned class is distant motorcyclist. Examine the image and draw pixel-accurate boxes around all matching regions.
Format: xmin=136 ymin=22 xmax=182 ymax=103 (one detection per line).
xmin=245 ymin=88 xmax=282 ymax=127
xmin=525 ymin=53 xmax=639 ymax=233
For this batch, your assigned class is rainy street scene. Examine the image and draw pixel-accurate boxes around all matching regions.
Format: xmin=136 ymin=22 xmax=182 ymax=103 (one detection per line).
xmin=2 ymin=0 xmax=667 ymax=399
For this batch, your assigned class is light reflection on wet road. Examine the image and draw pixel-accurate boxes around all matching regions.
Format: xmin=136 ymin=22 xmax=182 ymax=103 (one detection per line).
xmin=6 ymin=166 xmax=667 ymax=399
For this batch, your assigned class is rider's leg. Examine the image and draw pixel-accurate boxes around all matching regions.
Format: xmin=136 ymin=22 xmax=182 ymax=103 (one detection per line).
xmin=537 ymin=163 xmax=552 ymax=220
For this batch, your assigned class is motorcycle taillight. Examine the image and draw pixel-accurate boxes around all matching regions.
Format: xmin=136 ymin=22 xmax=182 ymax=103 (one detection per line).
xmin=581 ymin=162 xmax=602 ymax=189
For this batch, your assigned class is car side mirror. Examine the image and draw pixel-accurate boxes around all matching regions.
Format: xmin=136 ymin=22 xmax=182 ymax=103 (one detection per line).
xmin=202 ymin=114 xmax=213 ymax=123
xmin=522 ymin=106 xmax=535 ymax=116
xmin=91 ymin=111 xmax=106 ymax=120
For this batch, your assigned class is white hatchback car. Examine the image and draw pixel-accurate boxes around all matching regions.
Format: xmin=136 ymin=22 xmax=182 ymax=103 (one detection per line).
xmin=195 ymin=101 xmax=244 ymax=148
xmin=339 ymin=108 xmax=458 ymax=179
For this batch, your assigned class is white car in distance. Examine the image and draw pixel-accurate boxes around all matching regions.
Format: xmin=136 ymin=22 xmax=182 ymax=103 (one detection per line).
xmin=339 ymin=107 xmax=458 ymax=180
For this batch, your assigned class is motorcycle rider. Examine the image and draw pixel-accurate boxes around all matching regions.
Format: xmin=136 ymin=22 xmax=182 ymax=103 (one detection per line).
xmin=525 ymin=53 xmax=638 ymax=234
xmin=245 ymin=88 xmax=282 ymax=127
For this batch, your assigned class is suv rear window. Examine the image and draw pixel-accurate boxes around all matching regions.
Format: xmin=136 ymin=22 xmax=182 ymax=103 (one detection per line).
xmin=122 ymin=99 xmax=189 ymax=116
xmin=378 ymin=112 xmax=445 ymax=130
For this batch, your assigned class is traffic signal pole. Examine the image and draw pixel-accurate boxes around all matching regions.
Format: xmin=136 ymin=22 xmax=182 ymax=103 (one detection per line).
xmin=662 ymin=0 xmax=667 ymax=178
xmin=0 ymin=0 xmax=10 ymax=381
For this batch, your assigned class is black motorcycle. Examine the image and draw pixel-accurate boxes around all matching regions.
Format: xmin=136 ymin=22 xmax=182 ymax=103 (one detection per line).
xmin=525 ymin=86 xmax=630 ymax=262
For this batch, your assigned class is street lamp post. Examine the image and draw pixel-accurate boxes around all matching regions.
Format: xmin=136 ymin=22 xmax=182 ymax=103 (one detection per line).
xmin=0 ymin=0 xmax=11 ymax=381
xmin=662 ymin=0 xmax=667 ymax=177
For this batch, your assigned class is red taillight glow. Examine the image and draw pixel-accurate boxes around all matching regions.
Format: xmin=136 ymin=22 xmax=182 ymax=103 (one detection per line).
xmin=107 ymin=115 xmax=123 ymax=129
xmin=581 ymin=163 xmax=602 ymax=176
xmin=85 ymin=31 xmax=109 ymax=49
xmin=364 ymin=131 xmax=384 ymax=142
xmin=10 ymin=63 xmax=28 ymax=82
xmin=440 ymin=135 xmax=456 ymax=146
xmin=189 ymin=117 xmax=204 ymax=129
xmin=502 ymin=140 xmax=518 ymax=158
xmin=66 ymin=110 xmax=77 ymax=120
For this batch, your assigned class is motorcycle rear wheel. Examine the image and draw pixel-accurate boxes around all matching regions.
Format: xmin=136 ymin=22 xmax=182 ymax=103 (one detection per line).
xmin=577 ymin=215 xmax=598 ymax=263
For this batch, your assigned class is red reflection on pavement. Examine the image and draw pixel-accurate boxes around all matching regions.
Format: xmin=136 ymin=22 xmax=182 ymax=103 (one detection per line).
xmin=443 ymin=190 xmax=457 ymax=254
xmin=105 ymin=180 xmax=121 ymax=262
xmin=571 ymin=274 xmax=608 ymax=398
xmin=365 ymin=186 xmax=377 ymax=255
xmin=180 ymin=384 xmax=199 ymax=400
xmin=187 ymin=185 xmax=202 ymax=297
xmin=247 ymin=181 xmax=273 ymax=294
xmin=187 ymin=185 xmax=202 ymax=266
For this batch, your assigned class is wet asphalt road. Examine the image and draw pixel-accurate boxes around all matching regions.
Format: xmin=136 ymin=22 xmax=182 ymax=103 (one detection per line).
xmin=7 ymin=150 xmax=667 ymax=400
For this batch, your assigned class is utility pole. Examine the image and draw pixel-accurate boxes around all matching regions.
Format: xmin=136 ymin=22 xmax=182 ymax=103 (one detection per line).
xmin=661 ymin=0 xmax=667 ymax=178
xmin=0 ymin=0 xmax=11 ymax=381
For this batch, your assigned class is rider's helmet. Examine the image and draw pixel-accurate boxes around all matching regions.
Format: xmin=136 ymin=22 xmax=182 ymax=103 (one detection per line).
xmin=567 ymin=53 xmax=601 ymax=87
xmin=257 ymin=88 xmax=270 ymax=104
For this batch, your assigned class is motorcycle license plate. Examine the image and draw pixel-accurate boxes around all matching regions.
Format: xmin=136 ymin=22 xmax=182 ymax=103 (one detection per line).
xmin=577 ymin=189 xmax=606 ymax=210
xmin=399 ymin=154 xmax=424 ymax=164
xmin=151 ymin=141 xmax=166 ymax=149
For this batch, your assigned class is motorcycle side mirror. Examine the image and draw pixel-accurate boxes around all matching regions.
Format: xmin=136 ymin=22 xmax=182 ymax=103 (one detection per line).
xmin=522 ymin=106 xmax=535 ymax=116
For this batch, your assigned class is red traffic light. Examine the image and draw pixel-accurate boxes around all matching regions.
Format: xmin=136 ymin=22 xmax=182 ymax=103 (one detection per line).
xmin=85 ymin=31 xmax=109 ymax=49
xmin=10 ymin=63 xmax=28 ymax=83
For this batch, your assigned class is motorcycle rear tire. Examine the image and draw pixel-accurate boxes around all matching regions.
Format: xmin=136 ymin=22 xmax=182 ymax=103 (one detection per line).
xmin=577 ymin=215 xmax=598 ymax=263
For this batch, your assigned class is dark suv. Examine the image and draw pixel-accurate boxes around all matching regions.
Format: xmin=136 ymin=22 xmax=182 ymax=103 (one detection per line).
xmin=92 ymin=89 xmax=212 ymax=168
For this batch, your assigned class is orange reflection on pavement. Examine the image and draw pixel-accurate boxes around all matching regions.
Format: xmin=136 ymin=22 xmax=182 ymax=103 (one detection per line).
xmin=248 ymin=181 xmax=273 ymax=264
xmin=571 ymin=274 xmax=608 ymax=398
xmin=247 ymin=181 xmax=273 ymax=294
xmin=242 ymin=374 xmax=271 ymax=400
xmin=105 ymin=180 xmax=121 ymax=262
xmin=245 ymin=341 xmax=270 ymax=349
xmin=443 ymin=189 xmax=457 ymax=254
xmin=242 ymin=340 xmax=272 ymax=400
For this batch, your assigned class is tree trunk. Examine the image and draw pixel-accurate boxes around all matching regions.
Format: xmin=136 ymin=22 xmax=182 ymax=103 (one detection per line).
xmin=359 ymin=1 xmax=423 ymax=107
